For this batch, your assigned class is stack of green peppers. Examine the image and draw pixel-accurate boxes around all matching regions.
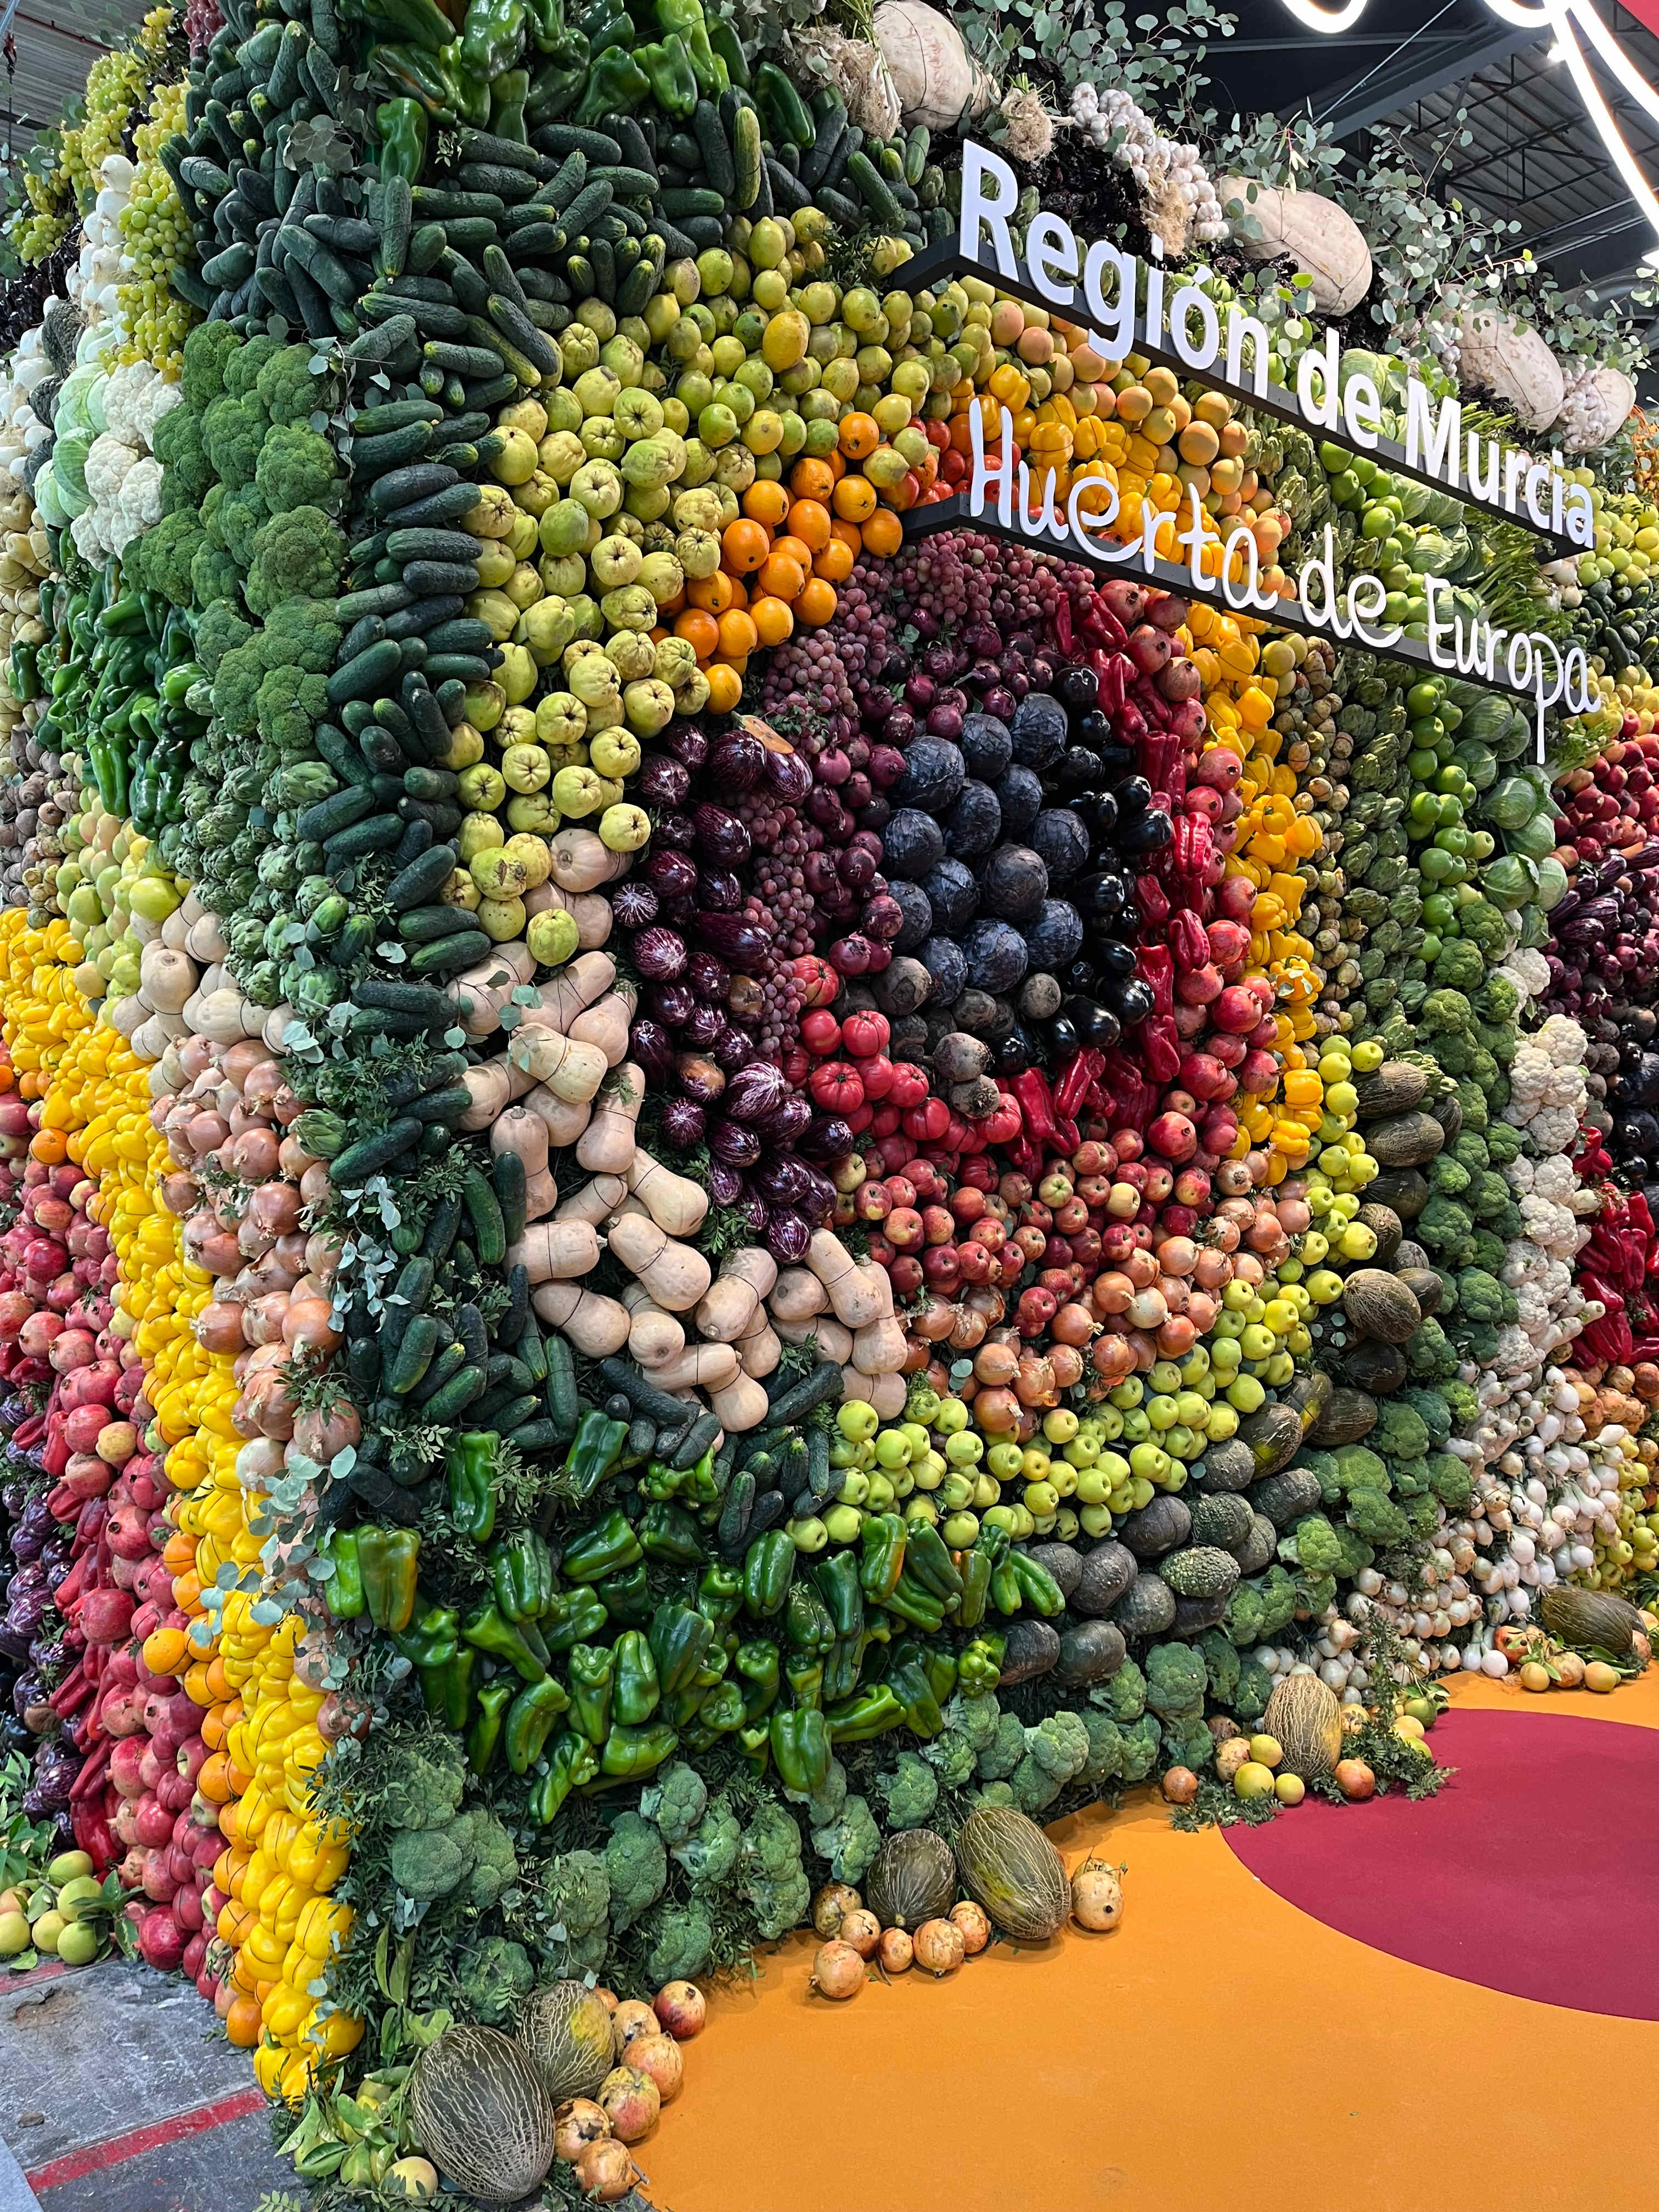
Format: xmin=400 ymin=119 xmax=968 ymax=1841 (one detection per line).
xmin=42 ymin=557 xmax=201 ymax=826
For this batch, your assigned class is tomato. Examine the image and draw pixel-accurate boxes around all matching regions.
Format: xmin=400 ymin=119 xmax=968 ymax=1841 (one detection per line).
xmin=842 ymin=1010 xmax=891 ymax=1058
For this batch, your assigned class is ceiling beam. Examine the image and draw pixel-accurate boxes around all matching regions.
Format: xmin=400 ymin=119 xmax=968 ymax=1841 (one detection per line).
xmin=1313 ymin=21 xmax=1548 ymax=139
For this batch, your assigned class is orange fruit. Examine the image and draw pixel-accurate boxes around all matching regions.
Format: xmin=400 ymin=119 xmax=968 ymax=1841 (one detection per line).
xmin=756 ymin=551 xmax=805 ymax=601
xmin=741 ymin=478 xmax=791 ymax=526
xmin=839 ymin=412 xmax=880 ymax=459
xmin=814 ymin=537 xmax=855 ymax=583
xmin=790 ymin=456 xmax=836 ymax=502
xmin=704 ymin=663 xmax=743 ymax=712
xmin=795 ymin=578 xmax=837 ymax=627
xmin=225 ymin=1995 xmax=264 ymax=2048
xmin=674 ymin=608 xmax=720 ymax=658
xmin=831 ymin=473 xmax=876 ymax=522
xmin=860 ymin=507 xmax=903 ymax=557
xmin=751 ymin=594 xmax=795 ymax=646
xmin=721 ymin=518 xmax=771 ymax=573
xmin=717 ymin=607 xmax=759 ymax=658
xmin=687 ymin=569 xmax=737 ymax=614
xmin=787 ymin=497 xmax=833 ymax=551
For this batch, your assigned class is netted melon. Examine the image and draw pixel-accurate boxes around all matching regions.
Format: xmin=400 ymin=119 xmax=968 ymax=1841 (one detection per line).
xmin=1263 ymin=1673 xmax=1342 ymax=1781
xmin=865 ymin=1829 xmax=956 ymax=1929
xmin=956 ymin=1807 xmax=1068 ymax=1942
xmin=516 ymin=1981 xmax=616 ymax=2104
xmin=1540 ymin=1585 xmax=1645 ymax=1657
xmin=1342 ymin=1268 xmax=1421 ymax=1344
xmin=409 ymin=2025 xmax=555 ymax=2204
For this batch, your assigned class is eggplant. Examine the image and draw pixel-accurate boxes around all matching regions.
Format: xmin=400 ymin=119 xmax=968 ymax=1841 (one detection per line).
xmin=708 ymin=727 xmax=766 ymax=790
xmin=725 ymin=1060 xmax=788 ymax=1122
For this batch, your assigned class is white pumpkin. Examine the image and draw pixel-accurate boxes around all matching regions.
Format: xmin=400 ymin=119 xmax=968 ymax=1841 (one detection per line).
xmin=1220 ymin=179 xmax=1373 ymax=315
xmin=1559 ymin=362 xmax=1638 ymax=452
xmin=1457 ymin=308 xmax=1565 ymax=431
xmin=873 ymin=0 xmax=995 ymax=129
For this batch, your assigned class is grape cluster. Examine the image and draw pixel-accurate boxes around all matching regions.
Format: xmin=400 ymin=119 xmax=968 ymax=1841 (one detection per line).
xmin=116 ymin=76 xmax=194 ymax=374
xmin=757 ymin=572 xmax=898 ymax=738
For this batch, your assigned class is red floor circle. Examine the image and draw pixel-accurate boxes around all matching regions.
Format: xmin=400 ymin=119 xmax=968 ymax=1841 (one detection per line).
xmin=1225 ymin=1707 xmax=1659 ymax=2017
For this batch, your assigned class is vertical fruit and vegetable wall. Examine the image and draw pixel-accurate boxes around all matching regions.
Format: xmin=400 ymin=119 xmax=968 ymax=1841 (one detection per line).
xmin=0 ymin=0 xmax=1655 ymax=2200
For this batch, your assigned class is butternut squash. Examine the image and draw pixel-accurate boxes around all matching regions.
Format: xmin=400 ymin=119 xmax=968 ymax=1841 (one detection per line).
xmin=523 ymin=1082 xmax=591 ymax=1150
xmin=696 ymin=1250 xmax=777 ymax=1342
xmin=531 ymin=1280 xmax=630 ymax=1356
xmin=709 ymin=1372 xmax=770 ymax=1433
xmin=772 ymin=1311 xmax=853 ymax=1364
xmin=842 ymin=1365 xmax=907 ymax=1419
xmin=460 ymin=1056 xmax=535 ymax=1131
xmin=625 ymin=1147 xmax=708 ymax=1238
xmin=620 ymin=1283 xmax=685 ymax=1368
xmin=807 ymin=1230 xmax=885 ymax=1328
xmin=568 ymin=989 xmax=633 ymax=1068
xmin=733 ymin=1302 xmax=782 ymax=1380
xmin=555 ymin=1174 xmax=628 ymax=1228
xmin=853 ymin=1314 xmax=908 ymax=1376
xmin=769 ymin=1268 xmax=828 ymax=1323
xmin=641 ymin=1342 xmax=740 ymax=1395
xmin=451 ymin=940 xmax=536 ymax=1037
xmin=575 ymin=1065 xmax=643 ymax=1175
xmin=538 ymin=952 xmax=616 ymax=1032
xmin=524 ymin=879 xmax=612 ymax=950
xmin=605 ymin=1212 xmax=710 ymax=1312
xmin=506 ymin=1221 xmax=601 ymax=1285
xmin=551 ymin=827 xmax=631 ymax=893
xmin=507 ymin=1026 xmax=607 ymax=1104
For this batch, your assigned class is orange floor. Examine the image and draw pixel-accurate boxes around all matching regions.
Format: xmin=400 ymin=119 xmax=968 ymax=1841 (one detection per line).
xmin=641 ymin=1668 xmax=1659 ymax=2212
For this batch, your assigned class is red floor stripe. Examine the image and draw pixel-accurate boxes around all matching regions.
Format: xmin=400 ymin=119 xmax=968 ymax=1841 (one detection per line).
xmin=25 ymin=2087 xmax=266 ymax=2191
xmin=1 ymin=1961 xmax=65 ymax=1993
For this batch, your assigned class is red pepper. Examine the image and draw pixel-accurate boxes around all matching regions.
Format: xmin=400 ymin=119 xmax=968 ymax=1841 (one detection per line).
xmin=1052 ymin=588 xmax=1072 ymax=657
xmin=1095 ymin=652 xmax=1128 ymax=716
xmin=1102 ymin=1051 xmax=1156 ymax=1131
xmin=1054 ymin=1047 xmax=1105 ymax=1124
xmin=1168 ymin=907 xmax=1210 ymax=971
xmin=50 ymin=1660 xmax=90 ymax=1717
xmin=1135 ymin=873 xmax=1171 ymax=928
xmin=13 ymin=1412 xmax=44 ymax=1449
xmin=69 ymin=1736 xmax=110 ymax=1801
xmin=1011 ymin=1066 xmax=1062 ymax=1149
xmin=43 ymin=1425 xmax=70 ymax=1479
xmin=1172 ymin=813 xmax=1212 ymax=876
xmin=1141 ymin=1015 xmax=1182 ymax=1085
xmin=1135 ymin=943 xmax=1175 ymax=1015
xmin=53 ymin=1553 xmax=88 ymax=1613
xmin=1140 ymin=729 xmax=1183 ymax=798
xmin=1081 ymin=593 xmax=1130 ymax=651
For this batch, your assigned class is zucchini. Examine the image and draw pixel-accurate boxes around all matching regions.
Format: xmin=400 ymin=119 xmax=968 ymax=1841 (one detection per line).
xmin=545 ymin=1333 xmax=580 ymax=1438
xmin=387 ymin=1311 xmax=442 ymax=1394
xmin=492 ymin=1149 xmax=527 ymax=1246
xmin=331 ymin=1117 xmax=420 ymax=1186
xmin=461 ymin=1165 xmax=506 ymax=1266
xmin=732 ymin=105 xmax=761 ymax=212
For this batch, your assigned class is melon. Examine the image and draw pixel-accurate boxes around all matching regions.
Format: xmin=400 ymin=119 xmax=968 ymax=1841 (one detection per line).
xmin=1193 ymin=1437 xmax=1256 ymax=1492
xmin=1251 ymin=1465 xmax=1322 ymax=1531
xmin=1071 ymin=1539 xmax=1137 ymax=1617
xmin=1539 ymin=1585 xmax=1644 ymax=1658
xmin=1364 ymin=1111 xmax=1446 ymax=1168
xmin=1117 ymin=1493 xmax=1190 ymax=1559
xmin=1354 ymin=1060 xmax=1429 ymax=1116
xmin=516 ymin=1982 xmax=616 ymax=2106
xmin=1159 ymin=1545 xmax=1241 ymax=1601
xmin=1113 ymin=1572 xmax=1178 ymax=1638
xmin=865 ymin=1830 xmax=956 ymax=1930
xmin=1189 ymin=1492 xmax=1254 ymax=1552
xmin=1306 ymin=1385 xmax=1379 ymax=1448
xmin=1262 ymin=1673 xmax=1342 ymax=1781
xmin=1457 ymin=307 xmax=1565 ymax=430
xmin=409 ymin=2026 xmax=556 ymax=2204
xmin=872 ymin=0 xmax=995 ymax=128
xmin=1340 ymin=1336 xmax=1408 ymax=1395
xmin=1398 ymin=1266 xmax=1443 ymax=1319
xmin=955 ymin=1808 xmax=1068 ymax=1942
xmin=1341 ymin=1268 xmax=1423 ymax=1344
xmin=1220 ymin=178 xmax=1373 ymax=314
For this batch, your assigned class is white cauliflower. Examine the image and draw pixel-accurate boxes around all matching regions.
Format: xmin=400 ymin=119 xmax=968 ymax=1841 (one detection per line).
xmin=84 ymin=431 xmax=138 ymax=505
xmin=111 ymin=456 xmax=162 ymax=551
xmin=100 ymin=362 xmax=157 ymax=450
xmin=132 ymin=376 xmax=181 ymax=448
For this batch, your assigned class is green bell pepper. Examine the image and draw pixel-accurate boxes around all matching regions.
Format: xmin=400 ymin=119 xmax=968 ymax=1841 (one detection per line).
xmin=467 ymin=1677 xmax=515 ymax=1775
xmin=904 ymin=1521 xmax=963 ymax=1605
xmin=682 ymin=1676 xmax=744 ymax=1745
xmin=1008 ymin=1550 xmax=1067 ymax=1616
xmin=695 ymin=1562 xmax=743 ymax=1632
xmin=990 ymin=1558 xmax=1022 ymax=1616
xmin=770 ymin=1706 xmax=830 ymax=1793
xmin=784 ymin=1581 xmax=836 ymax=1657
xmin=491 ymin=1530 xmax=556 ymax=1623
xmin=635 ymin=33 xmax=697 ymax=114
xmin=878 ymin=1569 xmax=946 ymax=1634
xmin=885 ymin=1655 xmax=944 ymax=1739
xmin=892 ymin=1638 xmax=956 ymax=1706
xmin=744 ymin=1529 xmax=795 ymax=1617
xmin=599 ymin=1721 xmax=678 ymax=1779
xmin=613 ymin=1629 xmax=660 ymax=1725
xmin=822 ymin=1633 xmax=862 ymax=1704
xmin=738 ymin=1722 xmax=771 ymax=1775
xmin=957 ymin=1634 xmax=1003 ymax=1695
xmin=563 ymin=1409 xmax=629 ymax=1499
xmin=666 ymin=1675 xmax=712 ymax=1730
xmin=736 ymin=1640 xmax=780 ymax=1724
xmin=647 ymin=1601 xmax=713 ymax=1699
xmin=573 ymin=41 xmax=650 ymax=121
xmin=464 ymin=1600 xmax=550 ymax=1681
xmin=506 ymin=1674 xmax=571 ymax=1773
xmin=419 ymin=1644 xmax=475 ymax=1731
xmin=440 ymin=36 xmax=492 ymax=122
xmin=529 ymin=1730 xmax=597 ymax=1820
xmin=860 ymin=1514 xmax=907 ymax=1602
xmin=445 ymin=1429 xmax=498 ymax=1543
xmin=639 ymin=1501 xmax=705 ymax=1565
xmin=376 ymin=95 xmax=428 ymax=183
xmin=391 ymin=1603 xmax=459 ymax=1671
xmin=826 ymin=1685 xmax=905 ymax=1743
xmin=785 ymin=1655 xmax=823 ymax=1711
xmin=344 ymin=0 xmax=454 ymax=49
xmin=543 ymin=1587 xmax=610 ymax=1654
xmin=754 ymin=58 xmax=811 ymax=144
xmin=653 ymin=0 xmax=724 ymax=88
xmin=957 ymin=1523 xmax=1008 ymax=1630
xmin=525 ymin=0 xmax=567 ymax=49
xmin=705 ymin=10 xmax=746 ymax=84
xmin=597 ymin=1562 xmax=653 ymax=1626
xmin=568 ymin=1642 xmax=614 ymax=1745
xmin=562 ymin=1509 xmax=641 ymax=1582
xmin=360 ymin=1528 xmax=421 ymax=1633
xmin=319 ymin=1528 xmax=364 ymax=1620
xmin=460 ymin=0 xmax=527 ymax=77
xmin=369 ymin=39 xmax=460 ymax=114
xmin=812 ymin=1550 xmax=864 ymax=1640
xmin=491 ymin=63 xmax=530 ymax=137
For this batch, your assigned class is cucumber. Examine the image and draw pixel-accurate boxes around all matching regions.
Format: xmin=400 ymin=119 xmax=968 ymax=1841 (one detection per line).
xmin=326 ymin=637 xmax=404 ymax=706
xmin=602 ymin=114 xmax=656 ymax=173
xmin=456 ymin=161 xmax=537 ymax=204
xmin=353 ymin=421 xmax=432 ymax=476
xmin=903 ymin=122 xmax=930 ymax=185
xmin=672 ymin=1410 xmax=722 ymax=1470
xmin=591 ymin=163 xmax=656 ymax=199
xmin=408 ymin=1079 xmax=472 ymax=1123
xmin=408 ymin=928 xmax=489 ymax=975
xmin=331 ymin=1116 xmax=420 ymax=1186
xmin=559 ymin=178 xmax=613 ymax=236
xmin=421 ymin=1363 xmax=487 ymax=1423
xmin=424 ymin=618 xmax=494 ymax=654
xmin=596 ymin=1356 xmax=696 ymax=1428
xmin=411 ymin=186 xmax=505 ymax=222
xmin=847 ymin=148 xmax=902 ymax=226
xmin=816 ymin=185 xmax=862 ymax=230
xmin=765 ymin=1358 xmax=845 ymax=1424
xmin=617 ymin=235 xmax=664 ymax=319
xmin=531 ymin=123 xmax=622 ymax=163
xmin=690 ymin=99 xmax=736 ymax=198
xmin=462 ymin=1165 xmax=506 ymax=1266
xmin=492 ymin=1149 xmax=527 ymax=1246
xmin=387 ymin=1311 xmax=442 ymax=1393
xmin=732 ymin=105 xmax=761 ymax=212
xmin=481 ymin=240 xmax=530 ymax=313
xmin=368 ymin=461 xmax=459 ymax=515
xmin=421 ymin=1190 xmax=462 ymax=1260
xmin=716 ymin=1470 xmax=755 ymax=1558
xmin=398 ymin=904 xmax=475 ymax=945
xmin=407 ymin=221 xmax=445 ymax=273
xmin=800 ymin=106 xmax=845 ymax=191
xmin=661 ymin=185 xmax=725 ymax=219
xmin=352 ymin=397 xmax=441 ymax=435
xmin=402 ymin=563 xmax=484 ymax=600
xmin=765 ymin=155 xmax=808 ymax=213
xmin=545 ymin=1333 xmax=580 ymax=1438
xmin=440 ymin=216 xmax=499 ymax=253
xmin=496 ymin=1263 xmax=529 ymax=1346
xmin=589 ymin=236 xmax=615 ymax=302
xmin=296 ymin=786 xmax=374 ymax=842
xmin=315 ymin=723 xmax=376 ymax=789
xmin=456 ymin=126 xmax=547 ymax=173
xmin=410 ymin=1341 xmax=466 ymax=1407
xmin=386 ymin=526 xmax=483 ymax=563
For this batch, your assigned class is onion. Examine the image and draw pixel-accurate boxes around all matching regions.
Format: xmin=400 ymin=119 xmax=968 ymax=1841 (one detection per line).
xmin=809 ymin=1939 xmax=865 ymax=1999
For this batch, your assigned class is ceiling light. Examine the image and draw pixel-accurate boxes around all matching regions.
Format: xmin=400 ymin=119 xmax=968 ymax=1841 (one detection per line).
xmin=1546 ymin=36 xmax=1567 ymax=59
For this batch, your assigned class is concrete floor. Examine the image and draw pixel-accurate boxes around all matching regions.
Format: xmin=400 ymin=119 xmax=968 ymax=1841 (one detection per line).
xmin=0 ymin=1959 xmax=294 ymax=2212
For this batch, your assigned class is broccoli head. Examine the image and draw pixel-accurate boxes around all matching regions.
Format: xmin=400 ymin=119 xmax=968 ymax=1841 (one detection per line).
xmin=1451 ymin=1130 xmax=1491 ymax=1176
xmin=1417 ymin=1194 xmax=1474 ymax=1263
xmin=1011 ymin=1711 xmax=1091 ymax=1815
xmin=1422 ymin=988 xmax=1473 ymax=1033
xmin=255 ymin=424 xmax=339 ymax=516
xmin=671 ymin=1796 xmax=742 ymax=1888
xmin=1455 ymin=1267 xmax=1506 ymax=1322
xmin=217 ymin=488 xmax=270 ymax=571
xmin=1118 ymin=1714 xmax=1161 ymax=1783
xmin=256 ymin=665 xmax=329 ymax=759
xmin=1455 ymin=1076 xmax=1489 ymax=1132
xmin=256 ymin=342 xmax=329 ymax=427
xmin=193 ymin=598 xmax=252 ymax=676
xmin=1144 ymin=1643 xmax=1205 ymax=1722
xmin=639 ymin=1760 xmax=707 ymax=1849
xmin=810 ymin=1791 xmax=881 ymax=1886
xmin=182 ymin=321 xmax=240 ymax=410
xmin=452 ymin=1936 xmax=534 ymax=2027
xmin=799 ymin=1757 xmax=848 ymax=1833
xmin=1431 ymin=937 xmax=1485 ymax=991
xmin=741 ymin=1802 xmax=809 ymax=1940
xmin=1430 ymin=1152 xmax=1471 ymax=1198
xmin=1223 ymin=1576 xmax=1268 ymax=1649
xmin=1159 ymin=1712 xmax=1216 ymax=1775
xmin=945 ymin=1690 xmax=1003 ymax=1757
xmin=1457 ymin=896 xmax=1508 ymax=953
xmin=224 ymin=331 xmax=282 ymax=401
xmin=260 ymin=594 xmax=342 ymax=674
xmin=921 ymin=1729 xmax=978 ymax=1788
xmin=191 ymin=539 xmax=242 ymax=609
xmin=1260 ymin=1564 xmax=1299 ymax=1637
xmin=1198 ymin=1627 xmax=1240 ymax=1705
xmin=543 ymin=1848 xmax=610 ymax=1940
xmin=202 ymin=393 xmax=266 ymax=490
xmin=213 ymin=639 xmax=264 ymax=735
xmin=642 ymin=1904 xmax=714 ymax=1988
xmin=245 ymin=505 xmax=346 ymax=616
xmin=1331 ymin=1444 xmax=1389 ymax=1494
xmin=153 ymin=402 xmax=212 ymax=509
xmin=1442 ymin=1378 xmax=1479 ymax=1427
xmin=1077 ymin=1710 xmax=1123 ymax=1790
xmin=975 ymin=1707 xmax=1028 ymax=1782
xmin=1484 ymin=1120 xmax=1521 ymax=1165
xmin=387 ymin=1805 xmax=516 ymax=1908
xmin=1372 ymin=1402 xmax=1430 ymax=1460
xmin=1280 ymin=1513 xmax=1343 ymax=1576
xmin=1468 ymin=1171 xmax=1511 ymax=1223
xmin=1427 ymin=1452 xmax=1472 ymax=1509
xmin=1345 ymin=1486 xmax=1410 ymax=1549
xmin=874 ymin=1751 xmax=940 ymax=1829
xmin=134 ymin=509 xmax=206 ymax=606
xmin=1232 ymin=1657 xmax=1274 ymax=1723
xmin=1406 ymin=1317 xmax=1458 ymax=1380
xmin=605 ymin=1810 xmax=668 ymax=1933
xmin=1402 ymin=1387 xmax=1453 ymax=1450
xmin=1093 ymin=1655 xmax=1146 ymax=1723
xmin=379 ymin=1729 xmax=465 ymax=1830
xmin=1328 ymin=1522 xmax=1375 ymax=1578
xmin=972 ymin=1781 xmax=1016 ymax=1811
